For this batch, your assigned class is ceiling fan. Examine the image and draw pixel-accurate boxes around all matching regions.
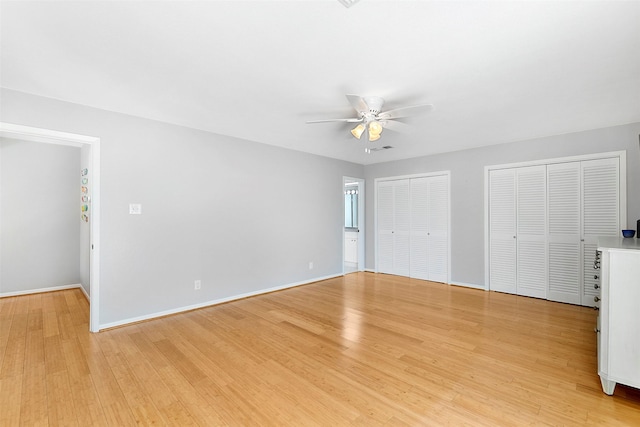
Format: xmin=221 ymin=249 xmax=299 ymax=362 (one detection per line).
xmin=306 ymin=94 xmax=434 ymax=142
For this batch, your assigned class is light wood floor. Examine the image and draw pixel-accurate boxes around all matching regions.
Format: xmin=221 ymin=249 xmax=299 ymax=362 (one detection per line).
xmin=2 ymin=273 xmax=640 ymax=426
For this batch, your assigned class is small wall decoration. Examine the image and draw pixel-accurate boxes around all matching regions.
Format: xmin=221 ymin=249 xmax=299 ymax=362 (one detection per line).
xmin=81 ymin=168 xmax=90 ymax=222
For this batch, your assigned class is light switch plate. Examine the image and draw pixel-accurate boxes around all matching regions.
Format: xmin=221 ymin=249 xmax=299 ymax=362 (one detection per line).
xmin=129 ymin=203 xmax=142 ymax=215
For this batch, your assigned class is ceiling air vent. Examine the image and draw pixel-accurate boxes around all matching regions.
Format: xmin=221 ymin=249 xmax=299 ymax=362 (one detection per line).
xmin=365 ymin=146 xmax=393 ymax=154
xmin=338 ymin=0 xmax=361 ymax=8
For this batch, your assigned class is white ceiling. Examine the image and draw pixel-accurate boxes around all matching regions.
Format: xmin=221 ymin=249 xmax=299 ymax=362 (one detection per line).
xmin=2 ymin=0 xmax=639 ymax=165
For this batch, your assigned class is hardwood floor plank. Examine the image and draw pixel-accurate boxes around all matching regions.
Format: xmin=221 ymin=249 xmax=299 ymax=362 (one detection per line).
xmin=45 ymin=371 xmax=79 ymax=426
xmin=61 ymin=336 xmax=109 ymax=426
xmin=42 ymin=311 xmax=59 ymax=339
xmin=83 ymin=337 xmax=138 ymax=425
xmin=1 ymin=312 xmax=28 ymax=379
xmin=19 ymin=362 xmax=48 ymax=426
xmin=0 ymin=375 xmax=22 ymax=425
xmin=65 ymin=373 xmax=110 ymax=427
xmin=105 ymin=351 xmax=167 ymax=425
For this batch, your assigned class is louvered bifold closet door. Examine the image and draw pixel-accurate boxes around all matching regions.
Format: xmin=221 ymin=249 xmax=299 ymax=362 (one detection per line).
xmin=427 ymin=175 xmax=449 ymax=283
xmin=489 ymin=169 xmax=517 ymax=294
xmin=516 ymin=166 xmax=547 ymax=298
xmin=547 ymin=162 xmax=582 ymax=305
xmin=410 ymin=177 xmax=429 ymax=280
xmin=377 ymin=181 xmax=395 ymax=274
xmin=582 ymin=157 xmax=620 ymax=305
xmin=393 ymin=180 xmax=411 ymax=277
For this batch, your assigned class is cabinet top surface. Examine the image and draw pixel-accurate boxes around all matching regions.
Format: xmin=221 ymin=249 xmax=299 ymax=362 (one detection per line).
xmin=598 ymin=236 xmax=640 ymax=251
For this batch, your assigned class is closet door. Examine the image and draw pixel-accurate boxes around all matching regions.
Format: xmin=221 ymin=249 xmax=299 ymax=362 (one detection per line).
xmin=377 ymin=179 xmax=410 ymax=276
xmin=409 ymin=175 xmax=449 ymax=282
xmin=377 ymin=181 xmax=395 ymax=274
xmin=515 ymin=166 xmax=547 ymax=299
xmin=582 ymin=157 xmax=620 ymax=305
xmin=547 ymin=162 xmax=582 ymax=304
xmin=489 ymin=169 xmax=517 ymax=294
xmin=410 ymin=177 xmax=429 ymax=280
xmin=427 ymin=175 xmax=449 ymax=283
xmin=394 ymin=180 xmax=411 ymax=277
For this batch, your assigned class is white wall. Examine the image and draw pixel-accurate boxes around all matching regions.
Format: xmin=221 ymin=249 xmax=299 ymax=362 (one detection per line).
xmin=0 ymin=137 xmax=80 ymax=294
xmin=364 ymin=122 xmax=640 ymax=287
xmin=1 ymin=88 xmax=364 ymax=327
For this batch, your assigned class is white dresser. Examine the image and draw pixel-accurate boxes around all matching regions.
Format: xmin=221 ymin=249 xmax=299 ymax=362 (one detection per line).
xmin=596 ymin=237 xmax=640 ymax=395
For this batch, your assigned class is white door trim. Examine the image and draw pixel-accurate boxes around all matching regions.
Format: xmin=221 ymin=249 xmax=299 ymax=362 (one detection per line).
xmin=0 ymin=122 xmax=102 ymax=332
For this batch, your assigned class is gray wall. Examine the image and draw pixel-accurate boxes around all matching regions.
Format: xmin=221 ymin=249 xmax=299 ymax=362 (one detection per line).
xmin=1 ymin=89 xmax=363 ymax=326
xmin=364 ymin=122 xmax=640 ymax=287
xmin=0 ymin=137 xmax=80 ymax=294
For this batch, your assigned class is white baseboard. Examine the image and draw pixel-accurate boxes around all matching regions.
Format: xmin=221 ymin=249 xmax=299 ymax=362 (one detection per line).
xmin=449 ymin=281 xmax=487 ymax=290
xmin=364 ymin=268 xmax=376 ymax=273
xmin=79 ymin=284 xmax=90 ymax=301
xmin=99 ymin=273 xmax=343 ymax=331
xmin=0 ymin=283 xmax=82 ymax=298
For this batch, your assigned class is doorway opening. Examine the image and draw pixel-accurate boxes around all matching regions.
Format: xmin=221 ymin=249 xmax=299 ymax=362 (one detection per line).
xmin=343 ymin=177 xmax=365 ymax=274
xmin=0 ymin=123 xmax=101 ymax=332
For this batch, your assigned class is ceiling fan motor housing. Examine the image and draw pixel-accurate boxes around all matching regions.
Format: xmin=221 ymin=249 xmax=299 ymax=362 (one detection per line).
xmin=362 ymin=96 xmax=384 ymax=115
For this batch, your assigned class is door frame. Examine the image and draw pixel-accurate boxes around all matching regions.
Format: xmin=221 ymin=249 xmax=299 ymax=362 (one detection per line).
xmin=0 ymin=122 xmax=102 ymax=332
xmin=343 ymin=176 xmax=365 ymax=274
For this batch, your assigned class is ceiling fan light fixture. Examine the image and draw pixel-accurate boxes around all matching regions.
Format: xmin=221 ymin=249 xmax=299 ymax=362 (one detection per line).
xmin=351 ymin=124 xmax=365 ymax=139
xmin=368 ymin=120 xmax=383 ymax=136
xmin=368 ymin=120 xmax=383 ymax=141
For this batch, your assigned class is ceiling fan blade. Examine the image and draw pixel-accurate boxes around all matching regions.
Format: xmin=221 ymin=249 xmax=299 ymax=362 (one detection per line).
xmin=380 ymin=119 xmax=409 ymax=133
xmin=378 ymin=104 xmax=434 ymax=120
xmin=345 ymin=94 xmax=368 ymax=115
xmin=306 ymin=118 xmax=363 ymax=124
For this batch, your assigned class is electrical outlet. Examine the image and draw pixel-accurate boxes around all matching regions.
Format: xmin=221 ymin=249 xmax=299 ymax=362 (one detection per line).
xmin=194 ymin=280 xmax=201 ymax=290
xmin=129 ymin=203 xmax=142 ymax=215
xmin=309 ymin=262 xmax=314 ymax=270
